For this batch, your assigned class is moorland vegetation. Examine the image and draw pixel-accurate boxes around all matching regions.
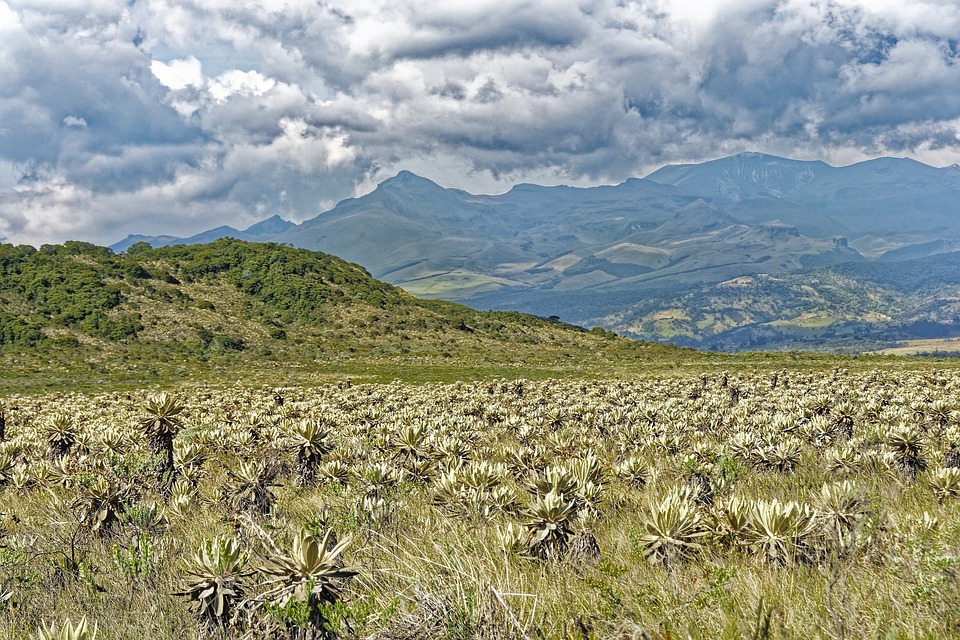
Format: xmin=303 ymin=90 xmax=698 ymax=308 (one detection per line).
xmin=2 ymin=239 xmax=959 ymax=638
xmin=2 ymin=372 xmax=960 ymax=638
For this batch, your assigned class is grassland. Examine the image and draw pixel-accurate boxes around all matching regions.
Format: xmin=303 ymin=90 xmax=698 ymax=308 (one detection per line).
xmin=4 ymin=370 xmax=960 ymax=639
xmin=4 ymin=239 xmax=960 ymax=639
xmin=870 ymin=338 xmax=960 ymax=357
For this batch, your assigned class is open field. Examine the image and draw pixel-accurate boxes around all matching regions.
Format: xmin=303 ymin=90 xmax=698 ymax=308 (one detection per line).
xmin=871 ymin=338 xmax=960 ymax=356
xmin=3 ymin=367 xmax=960 ymax=639
xmin=4 ymin=240 xmax=960 ymax=638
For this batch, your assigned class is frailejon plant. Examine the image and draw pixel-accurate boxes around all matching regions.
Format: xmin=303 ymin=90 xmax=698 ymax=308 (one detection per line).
xmin=711 ymin=496 xmax=752 ymax=548
xmin=928 ymin=467 xmax=960 ymax=502
xmin=97 ymin=427 xmax=127 ymax=457
xmin=31 ymin=616 xmax=97 ymax=640
xmin=943 ymin=426 xmax=960 ymax=468
xmin=287 ymin=419 xmax=333 ymax=487
xmin=359 ymin=462 xmax=399 ymax=498
xmin=390 ymin=422 xmax=429 ymax=462
xmin=73 ymin=477 xmax=134 ymax=534
xmin=523 ymin=489 xmax=577 ymax=559
xmin=568 ymin=452 xmax=604 ymax=493
xmin=431 ymin=468 xmax=465 ymax=515
xmin=756 ymin=437 xmax=802 ymax=473
xmin=825 ymin=445 xmax=860 ymax=474
xmin=257 ymin=528 xmax=357 ymax=637
xmin=166 ymin=478 xmax=195 ymax=518
xmin=140 ymin=393 xmax=184 ymax=490
xmin=614 ymin=455 xmax=649 ymax=489
xmin=226 ymin=459 xmax=279 ymax=516
xmin=526 ymin=465 xmax=578 ymax=501
xmin=0 ymin=451 xmax=14 ymax=487
xmin=813 ymin=480 xmax=870 ymax=553
xmin=461 ymin=460 xmax=504 ymax=493
xmin=886 ymin=423 xmax=926 ymax=481
xmin=173 ymin=441 xmax=207 ymax=487
xmin=10 ymin=463 xmax=31 ymax=491
xmin=175 ymin=536 xmax=251 ymax=635
xmin=45 ymin=413 xmax=77 ymax=461
xmin=745 ymin=499 xmax=817 ymax=564
xmin=638 ymin=486 xmax=708 ymax=566
xmin=317 ymin=459 xmax=350 ymax=485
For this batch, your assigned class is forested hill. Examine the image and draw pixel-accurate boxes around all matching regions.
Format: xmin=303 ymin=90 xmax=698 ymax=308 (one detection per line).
xmin=0 ymin=239 xmax=684 ymax=387
xmin=0 ymin=239 xmax=394 ymax=347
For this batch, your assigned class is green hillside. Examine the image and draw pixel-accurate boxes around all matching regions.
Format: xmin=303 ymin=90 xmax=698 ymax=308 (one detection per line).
xmin=584 ymin=252 xmax=960 ymax=352
xmin=0 ymin=239 xmax=704 ymax=391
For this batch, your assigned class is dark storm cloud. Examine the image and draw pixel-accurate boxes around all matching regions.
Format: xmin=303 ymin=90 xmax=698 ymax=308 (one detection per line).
xmin=372 ymin=2 xmax=590 ymax=60
xmin=0 ymin=0 xmax=959 ymax=246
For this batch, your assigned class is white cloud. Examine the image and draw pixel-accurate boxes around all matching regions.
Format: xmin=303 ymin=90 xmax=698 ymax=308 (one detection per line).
xmin=208 ymin=69 xmax=276 ymax=102
xmin=150 ymin=56 xmax=203 ymax=90
xmin=0 ymin=1 xmax=21 ymax=32
xmin=62 ymin=115 xmax=87 ymax=128
xmin=0 ymin=0 xmax=959 ymax=247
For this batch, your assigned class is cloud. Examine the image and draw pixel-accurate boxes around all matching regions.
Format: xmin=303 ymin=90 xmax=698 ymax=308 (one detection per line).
xmin=0 ymin=0 xmax=959 ymax=246
xmin=150 ymin=56 xmax=203 ymax=91
xmin=62 ymin=116 xmax=88 ymax=128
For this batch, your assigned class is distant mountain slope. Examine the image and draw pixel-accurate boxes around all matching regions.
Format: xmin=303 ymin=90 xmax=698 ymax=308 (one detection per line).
xmin=104 ymin=153 xmax=960 ymax=352
xmin=645 ymin=152 xmax=832 ymax=200
xmin=583 ymin=252 xmax=960 ymax=351
xmin=273 ymin=171 xmax=701 ymax=298
xmin=461 ymin=252 xmax=960 ymax=352
xmin=110 ymin=215 xmax=294 ymax=252
xmin=265 ymin=164 xmax=874 ymax=301
xmin=645 ymin=152 xmax=960 ymax=236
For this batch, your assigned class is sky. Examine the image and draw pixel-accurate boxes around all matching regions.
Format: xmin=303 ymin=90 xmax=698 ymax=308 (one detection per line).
xmin=1 ymin=0 xmax=959 ymax=247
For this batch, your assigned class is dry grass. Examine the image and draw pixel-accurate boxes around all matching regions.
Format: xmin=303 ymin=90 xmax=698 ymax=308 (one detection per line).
xmin=2 ymin=371 xmax=960 ymax=638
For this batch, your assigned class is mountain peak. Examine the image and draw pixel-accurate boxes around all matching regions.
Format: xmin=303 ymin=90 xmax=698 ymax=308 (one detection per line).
xmin=731 ymin=151 xmax=777 ymax=160
xmin=111 ymin=233 xmax=180 ymax=252
xmin=244 ymin=214 xmax=294 ymax=236
xmin=645 ymin=152 xmax=831 ymax=201
xmin=380 ymin=170 xmax=443 ymax=190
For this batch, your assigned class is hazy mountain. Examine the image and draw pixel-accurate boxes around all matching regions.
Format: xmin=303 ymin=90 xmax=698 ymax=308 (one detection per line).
xmin=242 ymin=214 xmax=296 ymax=236
xmin=107 ymin=153 xmax=960 ymax=351
xmin=645 ymin=152 xmax=833 ymax=200
xmin=268 ymin=170 xmax=703 ymax=299
xmin=110 ymin=215 xmax=294 ymax=252
xmin=646 ymin=152 xmax=960 ymax=238
xmin=109 ymin=234 xmax=180 ymax=253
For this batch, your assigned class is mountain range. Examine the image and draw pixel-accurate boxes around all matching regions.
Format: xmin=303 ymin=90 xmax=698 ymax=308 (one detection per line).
xmin=110 ymin=152 xmax=960 ymax=352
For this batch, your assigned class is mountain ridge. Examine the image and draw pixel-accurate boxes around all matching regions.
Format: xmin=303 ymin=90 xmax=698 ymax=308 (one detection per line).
xmin=104 ymin=152 xmax=960 ymax=351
